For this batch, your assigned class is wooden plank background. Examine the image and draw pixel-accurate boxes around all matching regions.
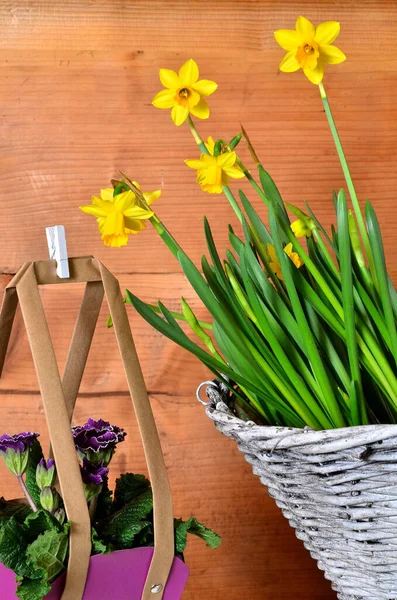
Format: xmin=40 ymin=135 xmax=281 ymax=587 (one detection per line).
xmin=0 ymin=1 xmax=396 ymax=598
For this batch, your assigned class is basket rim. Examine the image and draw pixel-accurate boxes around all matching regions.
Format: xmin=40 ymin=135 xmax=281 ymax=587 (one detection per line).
xmin=201 ymin=381 xmax=397 ymax=454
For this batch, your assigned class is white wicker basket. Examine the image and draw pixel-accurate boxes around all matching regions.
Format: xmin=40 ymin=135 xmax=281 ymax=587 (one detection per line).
xmin=199 ymin=381 xmax=397 ymax=600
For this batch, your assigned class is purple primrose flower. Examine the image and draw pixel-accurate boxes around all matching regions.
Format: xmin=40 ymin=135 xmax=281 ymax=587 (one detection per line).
xmin=80 ymin=458 xmax=109 ymax=486
xmin=72 ymin=418 xmax=126 ymax=465
xmin=0 ymin=432 xmax=39 ymax=477
xmin=0 ymin=432 xmax=39 ymax=455
xmin=81 ymin=458 xmax=109 ymax=502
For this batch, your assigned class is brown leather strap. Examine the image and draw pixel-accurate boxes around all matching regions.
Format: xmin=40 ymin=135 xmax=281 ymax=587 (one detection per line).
xmin=0 ymin=257 xmax=175 ymax=599
xmin=16 ymin=263 xmax=92 ymax=600
xmin=98 ymin=261 xmax=175 ymax=599
xmin=61 ymin=281 xmax=104 ymax=419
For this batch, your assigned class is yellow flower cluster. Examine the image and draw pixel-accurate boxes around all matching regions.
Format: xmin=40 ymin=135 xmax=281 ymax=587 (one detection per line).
xmin=80 ymin=18 xmax=346 ymax=248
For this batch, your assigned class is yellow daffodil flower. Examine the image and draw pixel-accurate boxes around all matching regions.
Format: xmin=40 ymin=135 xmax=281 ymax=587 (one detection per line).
xmin=291 ymin=218 xmax=312 ymax=238
xmin=184 ymin=136 xmax=244 ymax=194
xmin=274 ymin=16 xmax=346 ymax=84
xmin=267 ymin=243 xmax=303 ymax=281
xmin=152 ymin=59 xmax=218 ymax=126
xmin=80 ymin=185 xmax=159 ymax=247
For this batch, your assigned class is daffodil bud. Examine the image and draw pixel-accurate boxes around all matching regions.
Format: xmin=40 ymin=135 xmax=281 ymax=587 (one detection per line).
xmin=348 ymin=211 xmax=366 ymax=268
xmin=181 ymin=298 xmax=221 ymax=360
xmin=229 ymin=133 xmax=242 ymax=150
xmin=287 ymin=203 xmax=314 ymax=237
xmin=40 ymin=487 xmax=60 ymax=513
xmin=291 ymin=219 xmax=312 ymax=239
xmin=36 ymin=458 xmax=56 ymax=491
xmin=213 ymin=139 xmax=222 ymax=157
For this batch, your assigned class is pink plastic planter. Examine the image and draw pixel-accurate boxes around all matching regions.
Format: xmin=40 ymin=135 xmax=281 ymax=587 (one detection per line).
xmin=0 ymin=547 xmax=189 ymax=599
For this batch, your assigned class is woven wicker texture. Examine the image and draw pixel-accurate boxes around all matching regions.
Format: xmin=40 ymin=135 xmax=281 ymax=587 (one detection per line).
xmin=202 ymin=382 xmax=397 ymax=600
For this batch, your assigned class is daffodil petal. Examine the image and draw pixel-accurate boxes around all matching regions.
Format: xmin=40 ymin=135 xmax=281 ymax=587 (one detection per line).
xmin=92 ymin=196 xmax=113 ymax=213
xmin=100 ymin=188 xmax=114 ymax=202
xmin=223 ymin=166 xmax=245 ymax=179
xmin=171 ymin=104 xmax=189 ymax=126
xmin=217 ymin=152 xmax=236 ymax=169
xmin=284 ymin=243 xmax=293 ymax=255
xmin=159 ymin=68 xmax=181 ymax=90
xmin=132 ymin=181 xmax=141 ymax=190
xmin=80 ymin=205 xmax=108 ymax=218
xmin=274 ymin=29 xmax=303 ymax=50
xmin=267 ymin=244 xmax=277 ymax=263
xmin=185 ymin=159 xmax=205 ymax=170
xmin=279 ymin=50 xmax=300 ymax=73
xmin=191 ymin=79 xmax=218 ymax=97
xmin=114 ymin=190 xmax=135 ymax=213
xmin=296 ymin=15 xmax=315 ymax=41
xmin=178 ymin=59 xmax=199 ymax=86
xmin=125 ymin=219 xmax=147 ymax=234
xmin=143 ymin=190 xmax=161 ymax=205
xmin=320 ymin=44 xmax=346 ymax=64
xmin=124 ymin=205 xmax=153 ymax=219
xmin=314 ymin=21 xmax=340 ymax=45
xmin=152 ymin=89 xmax=176 ymax=109
xmin=189 ymin=98 xmax=210 ymax=120
xmin=204 ymin=136 xmax=215 ymax=155
xmin=303 ymin=61 xmax=324 ymax=84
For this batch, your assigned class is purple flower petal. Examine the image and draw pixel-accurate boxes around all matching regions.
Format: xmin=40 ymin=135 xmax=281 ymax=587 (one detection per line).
xmin=0 ymin=432 xmax=39 ymax=455
xmin=72 ymin=418 xmax=126 ymax=454
xmin=80 ymin=458 xmax=109 ymax=486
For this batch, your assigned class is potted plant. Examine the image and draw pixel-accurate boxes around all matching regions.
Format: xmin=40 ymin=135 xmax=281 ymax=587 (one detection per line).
xmin=80 ymin=17 xmax=397 ymax=599
xmin=0 ymin=259 xmax=220 ymax=600
xmin=0 ymin=419 xmax=220 ymax=600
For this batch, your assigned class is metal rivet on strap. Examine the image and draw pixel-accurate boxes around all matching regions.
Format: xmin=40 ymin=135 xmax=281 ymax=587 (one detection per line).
xmin=151 ymin=584 xmax=163 ymax=594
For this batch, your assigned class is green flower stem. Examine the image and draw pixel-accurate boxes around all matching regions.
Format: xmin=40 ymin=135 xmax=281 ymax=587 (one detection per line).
xmin=235 ymin=157 xmax=270 ymax=207
xmin=318 ymin=82 xmax=377 ymax=286
xmin=186 ymin=115 xmax=208 ymax=154
xmin=18 ymin=475 xmax=38 ymax=513
xmin=186 ymin=116 xmax=243 ymax=222
xmin=149 ymin=214 xmax=182 ymax=259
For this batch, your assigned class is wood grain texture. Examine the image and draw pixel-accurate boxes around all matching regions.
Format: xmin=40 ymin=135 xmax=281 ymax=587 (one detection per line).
xmin=0 ymin=1 xmax=396 ymax=598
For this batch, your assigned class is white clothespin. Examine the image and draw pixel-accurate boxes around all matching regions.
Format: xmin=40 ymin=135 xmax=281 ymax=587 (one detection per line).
xmin=45 ymin=225 xmax=70 ymax=278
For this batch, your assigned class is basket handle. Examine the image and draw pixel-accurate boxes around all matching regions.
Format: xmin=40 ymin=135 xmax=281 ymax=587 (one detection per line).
xmin=0 ymin=257 xmax=174 ymax=600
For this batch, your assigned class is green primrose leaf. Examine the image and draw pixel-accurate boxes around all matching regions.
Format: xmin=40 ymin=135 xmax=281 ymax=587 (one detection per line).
xmin=91 ymin=528 xmax=110 ymax=555
xmin=24 ymin=510 xmax=61 ymax=542
xmin=16 ymin=578 xmax=51 ymax=600
xmin=174 ymin=517 xmax=221 ymax=554
xmin=99 ymin=490 xmax=154 ymax=550
xmin=0 ymin=518 xmax=40 ymax=579
xmin=111 ymin=473 xmax=150 ymax=513
xmin=26 ymin=528 xmax=69 ymax=582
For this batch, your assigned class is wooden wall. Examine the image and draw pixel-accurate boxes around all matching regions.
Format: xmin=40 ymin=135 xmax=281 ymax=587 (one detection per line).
xmin=1 ymin=1 xmax=396 ymax=598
